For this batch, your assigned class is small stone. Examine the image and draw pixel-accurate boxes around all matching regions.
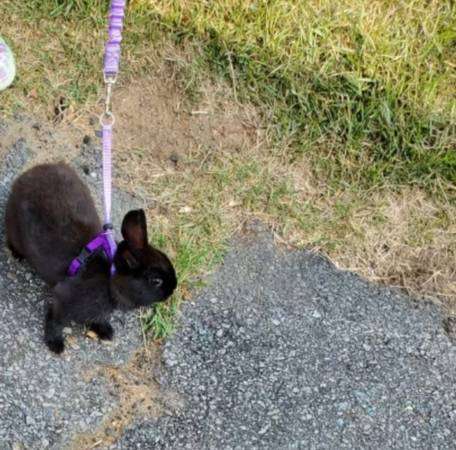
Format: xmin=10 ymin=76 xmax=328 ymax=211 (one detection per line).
xmin=312 ymin=310 xmax=322 ymax=319
xmin=46 ymin=387 xmax=55 ymax=398
xmin=90 ymin=172 xmax=97 ymax=179
xmin=26 ymin=415 xmax=35 ymax=426
xmin=63 ymin=327 xmax=72 ymax=335
xmin=271 ymin=319 xmax=280 ymax=326
xmin=336 ymin=418 xmax=345 ymax=428
xmin=337 ymin=401 xmax=350 ymax=412
xmin=32 ymin=123 xmax=40 ymax=130
xmin=66 ymin=336 xmax=79 ymax=350
xmin=354 ymin=390 xmax=369 ymax=404
xmin=169 ymin=152 xmax=179 ymax=164
xmin=86 ymin=330 xmax=98 ymax=340
xmin=7 ymin=272 xmax=17 ymax=282
xmin=166 ymin=356 xmax=177 ymax=367
xmin=216 ymin=329 xmax=224 ymax=338
xmin=82 ymin=135 xmax=91 ymax=145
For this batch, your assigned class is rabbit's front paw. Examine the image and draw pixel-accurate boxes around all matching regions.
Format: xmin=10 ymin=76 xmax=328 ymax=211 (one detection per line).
xmin=46 ymin=338 xmax=65 ymax=354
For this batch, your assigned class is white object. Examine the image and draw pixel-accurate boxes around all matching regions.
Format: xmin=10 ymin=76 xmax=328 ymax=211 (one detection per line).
xmin=0 ymin=37 xmax=16 ymax=91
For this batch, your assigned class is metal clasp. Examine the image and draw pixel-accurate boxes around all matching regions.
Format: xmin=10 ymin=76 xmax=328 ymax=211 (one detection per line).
xmin=100 ymin=77 xmax=116 ymax=127
xmin=105 ymin=81 xmax=113 ymax=115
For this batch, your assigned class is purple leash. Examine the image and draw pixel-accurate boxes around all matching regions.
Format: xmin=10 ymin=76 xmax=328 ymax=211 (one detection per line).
xmin=68 ymin=0 xmax=126 ymax=277
xmin=101 ymin=0 xmax=127 ymax=272
xmin=102 ymin=0 xmax=126 ymax=223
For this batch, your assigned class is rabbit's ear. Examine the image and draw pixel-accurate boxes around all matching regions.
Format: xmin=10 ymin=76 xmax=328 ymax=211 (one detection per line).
xmin=121 ymin=209 xmax=148 ymax=250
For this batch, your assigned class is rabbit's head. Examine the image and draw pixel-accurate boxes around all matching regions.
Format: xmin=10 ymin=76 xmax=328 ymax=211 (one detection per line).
xmin=111 ymin=209 xmax=177 ymax=310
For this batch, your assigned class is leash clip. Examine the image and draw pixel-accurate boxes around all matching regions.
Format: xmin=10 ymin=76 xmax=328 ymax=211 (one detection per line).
xmin=99 ymin=111 xmax=115 ymax=127
xmin=105 ymin=80 xmax=114 ymax=114
xmin=100 ymin=77 xmax=116 ymax=127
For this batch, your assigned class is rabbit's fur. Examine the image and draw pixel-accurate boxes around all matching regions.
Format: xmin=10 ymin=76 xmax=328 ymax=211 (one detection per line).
xmin=5 ymin=162 xmax=177 ymax=353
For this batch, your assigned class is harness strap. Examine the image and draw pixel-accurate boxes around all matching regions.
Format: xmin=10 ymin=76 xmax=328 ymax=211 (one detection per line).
xmin=67 ymin=232 xmax=117 ymax=277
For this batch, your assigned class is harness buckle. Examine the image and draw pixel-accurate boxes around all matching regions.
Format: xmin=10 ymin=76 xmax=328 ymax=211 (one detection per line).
xmin=77 ymin=247 xmax=92 ymax=264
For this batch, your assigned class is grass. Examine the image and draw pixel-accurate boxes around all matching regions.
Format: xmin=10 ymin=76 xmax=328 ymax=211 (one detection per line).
xmin=1 ymin=0 xmax=455 ymax=336
xmin=3 ymin=0 xmax=454 ymax=188
xmin=143 ymin=0 xmax=456 ymax=189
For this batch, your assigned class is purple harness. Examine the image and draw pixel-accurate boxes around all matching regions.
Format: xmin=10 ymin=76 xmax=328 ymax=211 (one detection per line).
xmin=68 ymin=229 xmax=117 ymax=277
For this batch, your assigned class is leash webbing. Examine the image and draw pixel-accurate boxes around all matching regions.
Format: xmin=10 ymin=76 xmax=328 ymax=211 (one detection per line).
xmin=100 ymin=0 xmax=126 ymax=264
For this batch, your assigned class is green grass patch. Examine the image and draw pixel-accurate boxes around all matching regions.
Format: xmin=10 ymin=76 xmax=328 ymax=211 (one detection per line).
xmin=142 ymin=0 xmax=455 ymax=189
xmin=2 ymin=0 xmax=454 ymax=188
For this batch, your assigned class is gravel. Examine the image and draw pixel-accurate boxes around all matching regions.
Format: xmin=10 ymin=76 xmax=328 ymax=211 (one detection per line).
xmin=118 ymin=231 xmax=456 ymax=449
xmin=0 ymin=121 xmax=143 ymax=449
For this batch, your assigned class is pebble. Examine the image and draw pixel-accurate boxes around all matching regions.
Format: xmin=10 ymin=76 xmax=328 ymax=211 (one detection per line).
xmin=7 ymin=272 xmax=17 ymax=281
xmin=169 ymin=152 xmax=179 ymax=164
xmin=337 ymin=401 xmax=350 ymax=412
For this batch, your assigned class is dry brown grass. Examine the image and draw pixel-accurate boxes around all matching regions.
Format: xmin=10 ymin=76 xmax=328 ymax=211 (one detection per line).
xmin=69 ymin=344 xmax=181 ymax=449
xmin=315 ymin=189 xmax=456 ymax=307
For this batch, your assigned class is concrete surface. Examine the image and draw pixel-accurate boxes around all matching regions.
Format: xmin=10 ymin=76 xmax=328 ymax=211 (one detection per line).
xmin=118 ymin=232 xmax=456 ymax=449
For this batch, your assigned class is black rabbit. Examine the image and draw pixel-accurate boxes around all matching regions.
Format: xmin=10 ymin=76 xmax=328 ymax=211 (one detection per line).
xmin=5 ymin=162 xmax=177 ymax=354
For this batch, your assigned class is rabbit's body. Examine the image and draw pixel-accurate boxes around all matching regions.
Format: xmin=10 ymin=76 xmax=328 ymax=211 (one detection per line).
xmin=5 ymin=162 xmax=177 ymax=354
xmin=6 ymin=163 xmax=102 ymax=284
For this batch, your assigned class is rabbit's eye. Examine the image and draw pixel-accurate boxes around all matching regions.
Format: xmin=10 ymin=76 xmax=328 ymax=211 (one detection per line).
xmin=149 ymin=277 xmax=163 ymax=287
